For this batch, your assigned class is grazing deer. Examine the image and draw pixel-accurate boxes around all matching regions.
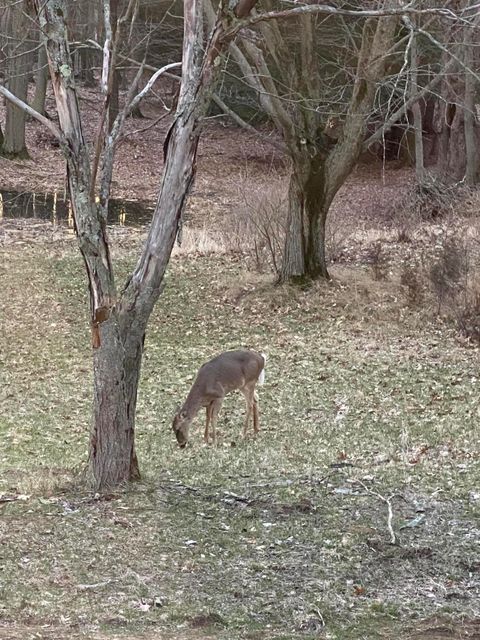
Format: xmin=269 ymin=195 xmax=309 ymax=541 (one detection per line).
xmin=172 ymin=350 xmax=266 ymax=447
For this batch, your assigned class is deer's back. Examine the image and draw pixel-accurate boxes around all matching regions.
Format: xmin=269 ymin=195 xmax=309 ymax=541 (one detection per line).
xmin=194 ymin=350 xmax=264 ymax=399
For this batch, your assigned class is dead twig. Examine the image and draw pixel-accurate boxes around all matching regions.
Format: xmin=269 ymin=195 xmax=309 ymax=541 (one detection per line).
xmin=355 ymin=480 xmax=398 ymax=545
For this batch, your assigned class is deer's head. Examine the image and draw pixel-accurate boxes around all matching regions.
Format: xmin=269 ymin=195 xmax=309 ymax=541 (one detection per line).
xmin=172 ymin=410 xmax=190 ymax=448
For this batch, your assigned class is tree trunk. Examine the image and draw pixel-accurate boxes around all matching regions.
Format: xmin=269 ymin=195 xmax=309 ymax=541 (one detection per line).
xmin=410 ymin=29 xmax=425 ymax=181
xmin=464 ymin=21 xmax=478 ymax=185
xmin=108 ymin=0 xmax=120 ymax=132
xmin=90 ymin=316 xmax=137 ymax=488
xmin=280 ymin=173 xmax=306 ymax=281
xmin=2 ymin=1 xmax=30 ymax=158
xmin=32 ymin=44 xmax=48 ymax=116
xmin=109 ymin=70 xmax=120 ymax=131
xmin=435 ymin=94 xmax=466 ymax=181
xmin=304 ymin=195 xmax=329 ymax=281
xmin=279 ymin=151 xmax=331 ymax=283
xmin=88 ymin=313 xmax=144 ymax=488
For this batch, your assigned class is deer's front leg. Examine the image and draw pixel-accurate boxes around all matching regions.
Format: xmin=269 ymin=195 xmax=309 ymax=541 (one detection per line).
xmin=209 ymin=397 xmax=223 ymax=446
xmin=204 ymin=404 xmax=212 ymax=443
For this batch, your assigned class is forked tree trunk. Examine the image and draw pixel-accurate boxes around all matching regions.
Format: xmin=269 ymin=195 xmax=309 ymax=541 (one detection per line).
xmin=24 ymin=0 xmax=261 ymax=490
xmin=279 ymin=13 xmax=398 ymax=283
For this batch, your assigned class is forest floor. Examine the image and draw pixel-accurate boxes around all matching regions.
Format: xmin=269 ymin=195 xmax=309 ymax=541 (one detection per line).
xmin=1 ymin=91 xmax=480 ymax=640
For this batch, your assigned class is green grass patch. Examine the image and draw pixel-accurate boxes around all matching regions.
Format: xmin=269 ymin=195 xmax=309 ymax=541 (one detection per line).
xmin=1 ymin=234 xmax=479 ymax=639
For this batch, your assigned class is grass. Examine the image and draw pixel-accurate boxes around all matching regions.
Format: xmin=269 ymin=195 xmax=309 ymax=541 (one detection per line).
xmin=1 ymin=226 xmax=479 ymax=640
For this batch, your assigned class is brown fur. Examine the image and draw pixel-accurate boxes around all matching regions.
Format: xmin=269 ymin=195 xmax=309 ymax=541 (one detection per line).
xmin=172 ymin=350 xmax=265 ymax=446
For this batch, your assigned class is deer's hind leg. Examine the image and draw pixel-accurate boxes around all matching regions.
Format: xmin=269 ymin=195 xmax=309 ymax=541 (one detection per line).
xmin=253 ymin=389 xmax=259 ymax=434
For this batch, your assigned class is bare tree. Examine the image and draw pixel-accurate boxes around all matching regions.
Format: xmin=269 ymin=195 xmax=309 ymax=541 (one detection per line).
xmin=426 ymin=4 xmax=480 ymax=183
xmin=0 ymin=0 xmax=263 ymax=490
xmin=218 ymin=2 xmax=398 ymax=282
xmin=210 ymin=1 xmax=479 ymax=281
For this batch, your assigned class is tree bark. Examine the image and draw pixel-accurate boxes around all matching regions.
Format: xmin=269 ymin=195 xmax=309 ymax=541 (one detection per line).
xmin=24 ymin=0 xmax=260 ymax=490
xmin=32 ymin=44 xmax=48 ymax=116
xmin=108 ymin=0 xmax=120 ymax=132
xmin=464 ymin=19 xmax=478 ymax=185
xmin=90 ymin=316 xmax=139 ymax=488
xmin=280 ymin=148 xmax=331 ymax=282
xmin=410 ymin=29 xmax=425 ymax=181
xmin=281 ymin=173 xmax=306 ymax=281
xmin=2 ymin=1 xmax=30 ymax=158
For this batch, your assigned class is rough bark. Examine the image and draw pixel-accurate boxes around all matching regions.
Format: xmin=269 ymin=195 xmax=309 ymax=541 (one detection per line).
xmin=32 ymin=44 xmax=48 ymax=116
xmin=410 ymin=30 xmax=425 ymax=181
xmin=464 ymin=20 xmax=478 ymax=185
xmin=2 ymin=1 xmax=30 ymax=158
xmin=281 ymin=173 xmax=306 ymax=281
xmin=280 ymin=147 xmax=331 ymax=282
xmin=90 ymin=316 xmax=138 ymax=488
xmin=25 ymin=0 xmax=259 ymax=490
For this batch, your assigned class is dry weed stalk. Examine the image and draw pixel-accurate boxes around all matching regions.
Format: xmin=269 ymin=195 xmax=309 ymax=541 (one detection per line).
xmin=355 ymin=480 xmax=398 ymax=545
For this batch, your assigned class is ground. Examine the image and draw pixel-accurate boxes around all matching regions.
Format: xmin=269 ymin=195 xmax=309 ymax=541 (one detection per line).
xmin=1 ymin=91 xmax=479 ymax=640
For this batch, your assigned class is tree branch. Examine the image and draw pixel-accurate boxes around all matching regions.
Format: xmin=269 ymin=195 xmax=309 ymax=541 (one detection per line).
xmin=125 ymin=62 xmax=182 ymax=118
xmin=0 ymin=84 xmax=63 ymax=141
xmin=227 ymin=3 xmax=461 ymax=38
xmin=211 ymin=93 xmax=285 ymax=151
xmin=364 ymin=57 xmax=457 ymax=149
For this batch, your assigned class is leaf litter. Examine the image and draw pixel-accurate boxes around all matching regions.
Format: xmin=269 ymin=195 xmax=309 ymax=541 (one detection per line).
xmin=1 ymin=213 xmax=480 ymax=640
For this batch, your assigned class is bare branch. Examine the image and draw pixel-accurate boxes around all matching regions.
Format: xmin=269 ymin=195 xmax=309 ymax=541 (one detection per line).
xmin=417 ymin=25 xmax=480 ymax=84
xmin=0 ymin=83 xmax=62 ymax=141
xmin=211 ymin=93 xmax=285 ymax=151
xmin=227 ymin=3 xmax=462 ymax=38
xmin=126 ymin=62 xmax=182 ymax=118
xmin=364 ymin=57 xmax=458 ymax=149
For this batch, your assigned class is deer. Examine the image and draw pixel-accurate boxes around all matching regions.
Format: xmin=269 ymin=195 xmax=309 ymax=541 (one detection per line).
xmin=172 ymin=350 xmax=266 ymax=447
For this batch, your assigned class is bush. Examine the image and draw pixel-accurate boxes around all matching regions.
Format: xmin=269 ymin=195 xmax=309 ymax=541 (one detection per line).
xmin=237 ymin=175 xmax=287 ymax=275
